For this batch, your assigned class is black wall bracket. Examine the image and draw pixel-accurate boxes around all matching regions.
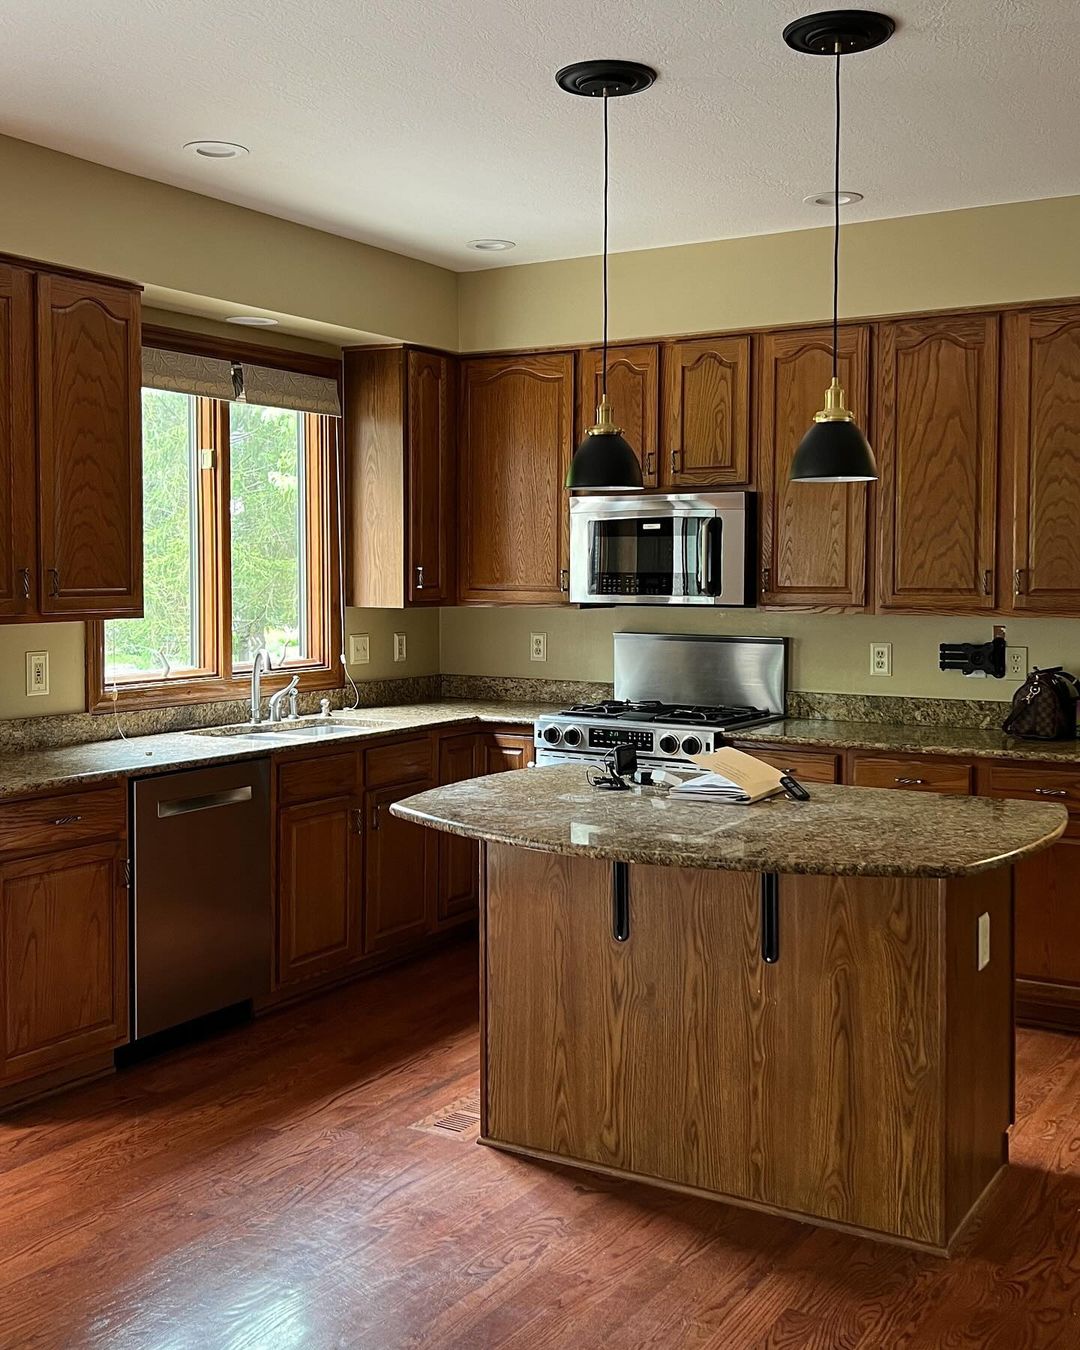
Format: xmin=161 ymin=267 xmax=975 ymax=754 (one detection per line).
xmin=761 ymin=872 xmax=780 ymax=964
xmin=939 ymin=626 xmax=1007 ymax=679
xmin=612 ymin=862 xmax=631 ymax=942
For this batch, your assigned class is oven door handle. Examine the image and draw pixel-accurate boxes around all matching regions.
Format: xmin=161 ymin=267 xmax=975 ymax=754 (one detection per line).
xmin=698 ymin=517 xmax=723 ymax=597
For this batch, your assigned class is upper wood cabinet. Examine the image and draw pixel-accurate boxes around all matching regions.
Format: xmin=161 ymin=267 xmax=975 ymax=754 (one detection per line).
xmin=0 ymin=264 xmax=35 ymax=620
xmin=1002 ymin=305 xmax=1080 ymax=613
xmin=875 ymin=313 xmax=999 ymax=613
xmin=578 ymin=344 xmax=660 ymax=487
xmin=344 ymin=346 xmax=455 ymax=608
xmin=458 ymin=352 xmax=575 ymax=605
xmin=757 ymin=325 xmax=870 ymax=609
xmin=662 ymin=336 xmax=751 ymax=488
xmin=36 ymin=274 xmax=142 ymax=618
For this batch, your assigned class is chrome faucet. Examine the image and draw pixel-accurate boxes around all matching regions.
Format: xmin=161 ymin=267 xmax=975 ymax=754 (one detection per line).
xmin=250 ymin=648 xmax=271 ymax=724
xmin=268 ymin=674 xmax=300 ymax=724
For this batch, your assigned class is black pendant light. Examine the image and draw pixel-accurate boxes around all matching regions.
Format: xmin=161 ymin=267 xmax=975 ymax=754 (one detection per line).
xmin=784 ymin=11 xmax=894 ymax=482
xmin=558 ymin=60 xmax=656 ymax=491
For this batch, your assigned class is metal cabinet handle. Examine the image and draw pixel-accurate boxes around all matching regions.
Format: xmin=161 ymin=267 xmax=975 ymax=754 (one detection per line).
xmin=415 ymin=565 xmax=425 ymax=590
xmin=895 ymin=776 xmax=926 ymax=786
xmin=1035 ymin=787 xmax=1068 ymax=797
xmin=1014 ymin=568 xmax=1025 ymax=596
xmin=52 ymin=814 xmax=83 ymax=826
xmin=670 ymin=449 xmax=681 ymax=477
xmin=559 ymin=568 xmax=569 ymax=593
xmin=370 ymin=803 xmax=380 ymax=831
xmin=761 ymin=566 xmax=771 ymax=592
xmin=983 ymin=568 xmax=992 ymax=596
xmin=48 ymin=568 xmax=60 ymax=597
xmin=18 ymin=567 xmax=30 ymax=599
xmin=645 ymin=451 xmax=656 ymax=477
xmin=352 ymin=807 xmax=364 ymax=834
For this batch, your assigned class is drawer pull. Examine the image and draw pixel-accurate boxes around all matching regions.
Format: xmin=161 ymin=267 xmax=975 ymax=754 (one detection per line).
xmin=1034 ymin=787 xmax=1068 ymax=797
xmin=894 ymin=777 xmax=926 ymax=786
xmin=18 ymin=567 xmax=30 ymax=599
xmin=52 ymin=814 xmax=83 ymax=826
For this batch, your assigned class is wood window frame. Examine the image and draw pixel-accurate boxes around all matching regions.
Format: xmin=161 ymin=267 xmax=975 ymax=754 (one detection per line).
xmin=87 ymin=335 xmax=343 ymax=714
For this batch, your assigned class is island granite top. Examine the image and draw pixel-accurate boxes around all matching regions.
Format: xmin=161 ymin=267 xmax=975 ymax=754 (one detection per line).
xmin=390 ymin=763 xmax=1068 ymax=878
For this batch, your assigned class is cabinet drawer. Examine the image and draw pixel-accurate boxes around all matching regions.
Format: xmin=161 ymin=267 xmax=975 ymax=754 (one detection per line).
xmin=983 ymin=763 xmax=1080 ymax=838
xmin=851 ymin=755 xmax=972 ymax=794
xmin=0 ymin=786 xmax=126 ymax=856
xmin=278 ymin=752 xmax=359 ymax=806
xmin=737 ymin=745 xmax=840 ymax=785
xmin=365 ymin=736 xmax=434 ymax=788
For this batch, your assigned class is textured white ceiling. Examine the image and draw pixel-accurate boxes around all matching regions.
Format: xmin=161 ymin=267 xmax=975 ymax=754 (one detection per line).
xmin=1 ymin=0 xmax=1077 ymax=271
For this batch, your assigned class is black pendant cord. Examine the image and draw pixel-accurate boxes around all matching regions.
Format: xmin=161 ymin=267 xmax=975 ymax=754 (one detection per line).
xmin=602 ymin=87 xmax=610 ymax=400
xmin=831 ymin=47 xmax=841 ymax=383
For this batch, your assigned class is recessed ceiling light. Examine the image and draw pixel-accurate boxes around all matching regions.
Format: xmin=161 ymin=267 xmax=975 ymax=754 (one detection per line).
xmin=467 ymin=239 xmax=516 ymax=251
xmin=225 ymin=315 xmax=279 ymax=327
xmin=804 ymin=190 xmax=863 ymax=207
xmin=184 ymin=140 xmax=250 ymax=160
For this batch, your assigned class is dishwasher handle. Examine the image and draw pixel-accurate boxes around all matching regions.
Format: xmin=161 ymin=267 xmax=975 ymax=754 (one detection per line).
xmin=156 ymin=785 xmax=254 ymax=818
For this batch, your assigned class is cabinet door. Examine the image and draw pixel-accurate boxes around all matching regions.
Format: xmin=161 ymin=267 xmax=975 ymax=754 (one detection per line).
xmin=407 ymin=349 xmax=455 ymax=605
xmin=0 ymin=265 xmax=36 ymax=618
xmin=363 ymin=781 xmax=437 ymax=954
xmin=0 ymin=841 xmax=128 ymax=1084
xmin=482 ymin=732 xmax=536 ymax=774
xmin=757 ymin=326 xmax=870 ymax=608
xmin=662 ymin=337 xmax=750 ymax=487
xmin=1014 ymin=839 xmax=1080 ymax=989
xmin=277 ymin=796 xmax=362 ymax=986
xmin=437 ymin=734 xmax=480 ymax=925
xmin=578 ymin=344 xmax=660 ymax=487
xmin=36 ymin=274 xmax=142 ymax=618
xmin=875 ymin=314 xmax=999 ymax=612
xmin=458 ymin=353 xmax=575 ymax=604
xmin=1003 ymin=306 xmax=1080 ymax=613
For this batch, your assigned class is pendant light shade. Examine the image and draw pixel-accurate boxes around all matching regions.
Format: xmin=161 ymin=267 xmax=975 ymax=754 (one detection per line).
xmin=783 ymin=10 xmax=893 ymax=483
xmin=559 ymin=60 xmax=656 ymax=491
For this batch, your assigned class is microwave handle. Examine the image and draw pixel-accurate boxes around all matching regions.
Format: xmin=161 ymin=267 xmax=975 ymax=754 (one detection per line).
xmin=698 ymin=517 xmax=723 ymax=596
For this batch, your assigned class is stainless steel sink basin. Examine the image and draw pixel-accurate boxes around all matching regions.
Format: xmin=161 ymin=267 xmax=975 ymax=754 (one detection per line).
xmin=187 ymin=718 xmax=387 ymax=741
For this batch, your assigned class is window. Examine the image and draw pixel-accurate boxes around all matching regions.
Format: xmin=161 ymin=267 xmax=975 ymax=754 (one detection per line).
xmin=88 ymin=343 xmax=341 ymax=711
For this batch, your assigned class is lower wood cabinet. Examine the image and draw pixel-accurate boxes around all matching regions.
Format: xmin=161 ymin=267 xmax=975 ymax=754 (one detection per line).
xmin=0 ymin=838 xmax=128 ymax=1085
xmin=363 ymin=779 xmax=437 ymax=955
xmin=277 ymin=795 xmax=362 ymax=985
xmin=481 ymin=730 xmax=536 ymax=774
xmin=437 ymin=734 xmax=481 ymax=926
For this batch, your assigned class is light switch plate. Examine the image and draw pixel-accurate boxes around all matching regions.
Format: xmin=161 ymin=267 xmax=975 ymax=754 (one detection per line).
xmin=348 ymin=633 xmax=370 ymax=665
xmin=977 ymin=912 xmax=990 ymax=971
xmin=393 ymin=632 xmax=407 ymax=663
xmin=870 ymin=642 xmax=892 ymax=677
xmin=530 ymin=632 xmax=547 ymax=662
xmin=26 ymin=650 xmax=49 ymax=696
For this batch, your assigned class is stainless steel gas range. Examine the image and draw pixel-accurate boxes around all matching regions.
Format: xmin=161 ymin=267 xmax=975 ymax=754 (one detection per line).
xmin=534 ymin=633 xmax=787 ymax=771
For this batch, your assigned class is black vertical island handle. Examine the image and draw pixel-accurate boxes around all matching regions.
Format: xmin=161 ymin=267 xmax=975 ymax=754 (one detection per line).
xmin=612 ymin=862 xmax=631 ymax=942
xmin=761 ymin=872 xmax=780 ymax=964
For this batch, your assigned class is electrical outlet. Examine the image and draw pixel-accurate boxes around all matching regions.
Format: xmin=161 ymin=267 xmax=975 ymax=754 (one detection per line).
xmin=870 ymin=642 xmax=892 ymax=677
xmin=977 ymin=912 xmax=990 ymax=971
xmin=1006 ymin=646 xmax=1028 ymax=680
xmin=348 ymin=633 xmax=370 ymax=665
xmin=393 ymin=632 xmax=407 ymax=663
xmin=530 ymin=632 xmax=547 ymax=662
xmin=25 ymin=650 xmax=48 ymax=696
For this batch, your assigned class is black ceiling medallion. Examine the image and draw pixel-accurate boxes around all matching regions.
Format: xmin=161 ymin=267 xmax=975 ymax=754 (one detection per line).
xmin=560 ymin=60 xmax=658 ymax=492
xmin=784 ymin=10 xmax=894 ymax=484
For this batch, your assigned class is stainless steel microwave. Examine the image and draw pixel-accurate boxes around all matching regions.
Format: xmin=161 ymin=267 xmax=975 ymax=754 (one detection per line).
xmin=569 ymin=491 xmax=755 ymax=607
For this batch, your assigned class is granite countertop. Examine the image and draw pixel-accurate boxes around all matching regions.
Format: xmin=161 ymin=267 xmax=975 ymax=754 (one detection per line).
xmin=0 ymin=701 xmax=547 ymax=801
xmin=738 ymin=718 xmax=1080 ymax=765
xmin=390 ymin=763 xmax=1067 ymax=878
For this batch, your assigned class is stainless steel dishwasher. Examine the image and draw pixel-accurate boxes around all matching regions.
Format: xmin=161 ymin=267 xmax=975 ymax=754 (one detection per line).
xmin=132 ymin=759 xmax=271 ymax=1039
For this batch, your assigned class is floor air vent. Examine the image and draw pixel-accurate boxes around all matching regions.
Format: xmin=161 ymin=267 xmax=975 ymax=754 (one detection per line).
xmin=411 ymin=1094 xmax=481 ymax=1141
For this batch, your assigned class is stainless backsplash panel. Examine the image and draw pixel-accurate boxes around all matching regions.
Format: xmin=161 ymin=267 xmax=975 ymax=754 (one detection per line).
xmin=613 ymin=633 xmax=787 ymax=714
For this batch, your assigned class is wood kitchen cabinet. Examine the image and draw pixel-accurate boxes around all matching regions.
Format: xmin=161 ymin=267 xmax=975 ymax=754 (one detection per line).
xmin=1002 ymin=304 xmax=1080 ymax=613
xmin=0 ymin=264 xmax=35 ymax=619
xmin=578 ymin=344 xmax=660 ymax=487
xmin=458 ymin=352 xmax=575 ymax=604
xmin=875 ymin=313 xmax=999 ymax=613
xmin=437 ymin=733 xmax=481 ymax=926
xmin=756 ymin=325 xmax=870 ymax=608
xmin=481 ymin=730 xmax=536 ymax=774
xmin=662 ymin=336 xmax=751 ymax=487
xmin=363 ymin=779 xmax=438 ymax=955
xmin=36 ymin=273 xmax=143 ymax=618
xmin=277 ymin=796 xmax=362 ymax=985
xmin=344 ymin=346 xmax=455 ymax=607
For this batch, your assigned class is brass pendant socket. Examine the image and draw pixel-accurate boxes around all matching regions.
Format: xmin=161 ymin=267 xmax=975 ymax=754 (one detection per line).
xmin=813 ymin=377 xmax=856 ymax=423
xmin=588 ymin=393 xmax=622 ymax=436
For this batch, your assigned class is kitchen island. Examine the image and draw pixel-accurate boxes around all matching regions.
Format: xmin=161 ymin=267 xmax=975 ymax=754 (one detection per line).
xmin=392 ymin=765 xmax=1068 ymax=1255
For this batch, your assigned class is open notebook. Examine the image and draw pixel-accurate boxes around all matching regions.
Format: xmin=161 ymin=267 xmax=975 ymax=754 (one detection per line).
xmin=669 ymin=747 xmax=786 ymax=804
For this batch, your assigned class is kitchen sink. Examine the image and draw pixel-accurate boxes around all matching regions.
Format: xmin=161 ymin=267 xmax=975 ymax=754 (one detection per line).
xmin=187 ymin=718 xmax=388 ymax=740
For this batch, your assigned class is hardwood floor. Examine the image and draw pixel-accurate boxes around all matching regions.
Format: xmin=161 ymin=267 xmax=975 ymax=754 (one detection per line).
xmin=3 ymin=941 xmax=1080 ymax=1349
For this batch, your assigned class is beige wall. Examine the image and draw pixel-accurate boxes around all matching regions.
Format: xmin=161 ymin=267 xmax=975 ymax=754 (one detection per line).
xmin=0 ymin=624 xmax=85 ymax=718
xmin=344 ymin=608 xmax=439 ymax=682
xmin=439 ymin=608 xmax=1080 ymax=705
xmin=458 ymin=195 xmax=1080 ymax=351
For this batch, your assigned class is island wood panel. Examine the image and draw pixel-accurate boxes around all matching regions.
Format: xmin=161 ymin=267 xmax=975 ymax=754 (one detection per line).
xmin=277 ymin=795 xmax=362 ymax=986
xmin=482 ymin=844 xmax=1007 ymax=1250
xmin=0 ymin=265 xmax=35 ymax=618
xmin=662 ymin=337 xmax=750 ymax=487
xmin=0 ymin=840 xmax=128 ymax=1084
xmin=362 ymin=780 xmax=437 ymax=954
xmin=578 ymin=344 xmax=660 ymax=486
xmin=875 ymin=313 xmax=999 ymax=612
xmin=1003 ymin=305 xmax=1080 ymax=613
xmin=458 ymin=353 xmax=574 ymax=604
xmin=756 ymin=326 xmax=870 ymax=608
xmin=436 ymin=733 xmax=481 ymax=925
xmin=35 ymin=274 xmax=142 ymax=618
xmin=406 ymin=349 xmax=455 ymax=604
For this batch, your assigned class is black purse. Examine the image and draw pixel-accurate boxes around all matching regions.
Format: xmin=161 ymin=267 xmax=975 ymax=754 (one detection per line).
xmin=1002 ymin=667 xmax=1080 ymax=740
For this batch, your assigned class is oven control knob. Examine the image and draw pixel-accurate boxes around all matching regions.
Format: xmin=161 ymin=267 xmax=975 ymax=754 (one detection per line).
xmin=681 ymin=734 xmax=703 ymax=757
xmin=562 ymin=725 xmax=582 ymax=748
xmin=542 ymin=725 xmax=562 ymax=745
xmin=658 ymin=733 xmax=680 ymax=756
